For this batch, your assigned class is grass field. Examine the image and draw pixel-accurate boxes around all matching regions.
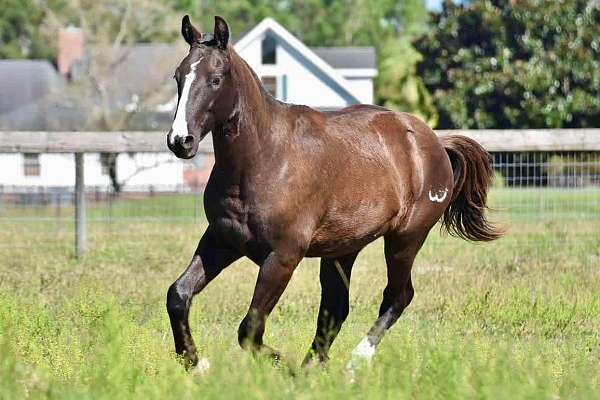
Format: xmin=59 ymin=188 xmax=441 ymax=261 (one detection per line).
xmin=1 ymin=188 xmax=599 ymax=399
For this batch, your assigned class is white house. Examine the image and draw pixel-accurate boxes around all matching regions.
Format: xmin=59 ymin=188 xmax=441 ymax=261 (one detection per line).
xmin=0 ymin=18 xmax=377 ymax=192
xmin=233 ymin=17 xmax=376 ymax=107
xmin=0 ymin=153 xmax=187 ymax=191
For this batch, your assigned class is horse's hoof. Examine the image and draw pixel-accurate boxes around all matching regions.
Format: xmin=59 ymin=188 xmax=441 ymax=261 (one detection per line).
xmin=345 ymin=359 xmax=366 ymax=384
xmin=191 ymin=357 xmax=211 ymax=375
xmin=301 ymin=349 xmax=329 ymax=369
xmin=345 ymin=350 xmax=374 ymax=383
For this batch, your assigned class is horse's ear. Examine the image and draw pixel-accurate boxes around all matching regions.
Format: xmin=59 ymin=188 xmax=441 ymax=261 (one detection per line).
xmin=214 ymin=16 xmax=229 ymax=50
xmin=181 ymin=15 xmax=201 ymax=46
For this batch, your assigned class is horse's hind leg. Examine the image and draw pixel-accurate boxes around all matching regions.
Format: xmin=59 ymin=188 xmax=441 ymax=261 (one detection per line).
xmin=167 ymin=226 xmax=240 ymax=370
xmin=348 ymin=232 xmax=426 ymax=368
xmin=302 ymin=251 xmax=359 ymax=367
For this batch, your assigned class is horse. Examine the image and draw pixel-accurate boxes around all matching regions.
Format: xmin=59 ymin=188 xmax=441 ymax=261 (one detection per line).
xmin=165 ymin=15 xmax=502 ymax=372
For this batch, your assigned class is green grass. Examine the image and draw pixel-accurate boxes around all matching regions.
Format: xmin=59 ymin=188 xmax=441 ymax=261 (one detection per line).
xmin=1 ymin=188 xmax=599 ymax=399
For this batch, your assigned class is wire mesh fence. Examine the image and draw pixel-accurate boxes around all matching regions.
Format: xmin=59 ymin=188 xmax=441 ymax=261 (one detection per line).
xmin=1 ymin=150 xmax=599 ymax=264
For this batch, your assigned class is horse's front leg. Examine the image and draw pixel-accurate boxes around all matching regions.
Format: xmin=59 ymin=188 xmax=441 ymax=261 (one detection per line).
xmin=166 ymin=226 xmax=240 ymax=370
xmin=238 ymin=251 xmax=301 ymax=362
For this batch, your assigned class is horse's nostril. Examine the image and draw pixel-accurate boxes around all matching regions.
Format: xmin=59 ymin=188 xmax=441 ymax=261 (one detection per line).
xmin=180 ymin=135 xmax=194 ymax=150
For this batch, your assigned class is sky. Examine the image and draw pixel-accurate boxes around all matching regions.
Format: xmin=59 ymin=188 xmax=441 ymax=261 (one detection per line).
xmin=425 ymin=0 xmax=443 ymax=10
xmin=426 ymin=0 xmax=462 ymax=11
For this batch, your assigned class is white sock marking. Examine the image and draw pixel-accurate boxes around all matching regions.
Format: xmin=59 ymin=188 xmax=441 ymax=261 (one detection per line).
xmin=191 ymin=357 xmax=210 ymax=375
xmin=170 ymin=59 xmax=202 ymax=145
xmin=351 ymin=336 xmax=376 ymax=361
xmin=346 ymin=336 xmax=376 ymax=382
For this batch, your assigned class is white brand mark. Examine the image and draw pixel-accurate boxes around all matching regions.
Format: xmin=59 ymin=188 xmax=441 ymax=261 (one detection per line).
xmin=428 ymin=188 xmax=448 ymax=203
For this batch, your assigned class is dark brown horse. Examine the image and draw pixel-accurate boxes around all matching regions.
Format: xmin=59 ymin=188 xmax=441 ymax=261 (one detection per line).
xmin=166 ymin=16 xmax=502 ymax=372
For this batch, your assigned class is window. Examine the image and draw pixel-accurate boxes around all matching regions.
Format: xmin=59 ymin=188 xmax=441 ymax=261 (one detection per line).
xmin=261 ymin=35 xmax=276 ymax=64
xmin=261 ymin=76 xmax=277 ymax=97
xmin=23 ymin=153 xmax=40 ymax=176
xmin=100 ymin=153 xmax=116 ymax=176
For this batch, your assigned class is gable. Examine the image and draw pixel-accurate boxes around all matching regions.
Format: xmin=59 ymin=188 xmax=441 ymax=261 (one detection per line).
xmin=234 ymin=18 xmax=367 ymax=107
xmin=236 ymin=32 xmax=359 ymax=108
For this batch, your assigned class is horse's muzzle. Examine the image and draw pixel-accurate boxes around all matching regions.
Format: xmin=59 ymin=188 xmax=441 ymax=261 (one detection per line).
xmin=167 ymin=131 xmax=198 ymax=159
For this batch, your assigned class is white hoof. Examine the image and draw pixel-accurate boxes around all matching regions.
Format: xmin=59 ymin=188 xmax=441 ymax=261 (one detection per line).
xmin=191 ymin=357 xmax=211 ymax=375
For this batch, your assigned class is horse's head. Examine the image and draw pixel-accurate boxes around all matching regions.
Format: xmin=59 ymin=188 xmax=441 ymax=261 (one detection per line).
xmin=167 ymin=16 xmax=235 ymax=159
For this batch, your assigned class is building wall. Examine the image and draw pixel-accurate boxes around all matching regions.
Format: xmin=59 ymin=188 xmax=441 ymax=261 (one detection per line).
xmin=0 ymin=153 xmax=185 ymax=189
xmin=343 ymin=77 xmax=374 ymax=104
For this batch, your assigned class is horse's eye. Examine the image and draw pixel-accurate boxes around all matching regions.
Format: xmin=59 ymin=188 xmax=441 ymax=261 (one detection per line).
xmin=211 ymin=77 xmax=221 ymax=87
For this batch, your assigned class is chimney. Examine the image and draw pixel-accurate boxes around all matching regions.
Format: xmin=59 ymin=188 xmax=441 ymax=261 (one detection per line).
xmin=57 ymin=26 xmax=84 ymax=79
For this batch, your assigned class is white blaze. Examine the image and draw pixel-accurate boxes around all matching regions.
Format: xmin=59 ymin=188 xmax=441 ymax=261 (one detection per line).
xmin=170 ymin=59 xmax=202 ymax=145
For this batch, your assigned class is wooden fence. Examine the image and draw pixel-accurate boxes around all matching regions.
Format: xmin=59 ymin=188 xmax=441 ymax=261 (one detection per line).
xmin=1 ymin=129 xmax=599 ymax=258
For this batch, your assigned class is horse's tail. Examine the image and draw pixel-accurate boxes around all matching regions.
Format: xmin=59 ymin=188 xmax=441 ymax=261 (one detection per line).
xmin=440 ymin=135 xmax=503 ymax=242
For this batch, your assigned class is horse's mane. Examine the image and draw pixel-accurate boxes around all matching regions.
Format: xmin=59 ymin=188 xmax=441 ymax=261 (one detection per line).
xmin=227 ymin=46 xmax=282 ymax=133
xmin=229 ymin=46 xmax=280 ymax=105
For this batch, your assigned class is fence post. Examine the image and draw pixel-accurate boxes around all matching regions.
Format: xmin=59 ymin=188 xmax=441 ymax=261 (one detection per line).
xmin=75 ymin=153 xmax=86 ymax=259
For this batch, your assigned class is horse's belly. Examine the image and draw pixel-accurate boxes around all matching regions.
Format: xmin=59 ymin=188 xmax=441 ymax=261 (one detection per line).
xmin=305 ymin=204 xmax=401 ymax=257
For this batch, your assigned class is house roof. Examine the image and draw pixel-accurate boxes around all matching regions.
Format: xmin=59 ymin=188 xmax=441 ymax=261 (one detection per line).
xmin=310 ymin=47 xmax=376 ymax=69
xmin=0 ymin=60 xmax=65 ymax=115
xmin=0 ymin=52 xmax=177 ymax=130
xmin=234 ymin=17 xmax=366 ymax=104
xmin=107 ymin=44 xmax=184 ymax=102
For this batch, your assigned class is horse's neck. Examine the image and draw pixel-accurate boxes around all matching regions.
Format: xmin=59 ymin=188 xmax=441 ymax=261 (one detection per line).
xmin=211 ymin=50 xmax=279 ymax=180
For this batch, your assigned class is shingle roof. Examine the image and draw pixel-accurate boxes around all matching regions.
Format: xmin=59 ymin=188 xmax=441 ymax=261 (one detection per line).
xmin=100 ymin=44 xmax=184 ymax=105
xmin=310 ymin=47 xmax=376 ymax=69
xmin=0 ymin=60 xmax=65 ymax=114
xmin=0 ymin=51 xmax=179 ymax=130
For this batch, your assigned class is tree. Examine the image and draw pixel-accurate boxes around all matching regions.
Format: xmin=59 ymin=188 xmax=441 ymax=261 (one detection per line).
xmin=169 ymin=0 xmax=436 ymax=121
xmin=415 ymin=0 xmax=600 ymax=129
xmin=0 ymin=0 xmax=54 ymax=59
xmin=41 ymin=0 xmax=180 ymax=193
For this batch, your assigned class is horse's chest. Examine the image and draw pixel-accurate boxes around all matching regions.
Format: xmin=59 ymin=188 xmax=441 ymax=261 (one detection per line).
xmin=205 ymin=194 xmax=250 ymax=241
xmin=204 ymin=189 xmax=275 ymax=260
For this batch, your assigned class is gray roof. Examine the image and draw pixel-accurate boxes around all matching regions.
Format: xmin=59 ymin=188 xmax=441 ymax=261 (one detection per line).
xmin=0 ymin=60 xmax=79 ymax=130
xmin=0 ymin=60 xmax=65 ymax=115
xmin=310 ymin=47 xmax=376 ymax=69
xmin=0 ymin=48 xmax=180 ymax=131
xmin=100 ymin=44 xmax=184 ymax=106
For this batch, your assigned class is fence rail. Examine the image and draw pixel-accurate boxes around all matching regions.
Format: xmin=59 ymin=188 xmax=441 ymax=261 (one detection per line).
xmin=0 ymin=131 xmax=212 ymax=153
xmin=1 ymin=129 xmax=600 ymax=153
xmin=1 ymin=129 xmax=599 ymax=259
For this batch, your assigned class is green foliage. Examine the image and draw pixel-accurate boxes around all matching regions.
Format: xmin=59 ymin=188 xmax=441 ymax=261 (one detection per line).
xmin=372 ymin=0 xmax=438 ymax=124
xmin=377 ymin=37 xmax=438 ymax=126
xmin=44 ymin=0 xmax=178 ymax=45
xmin=0 ymin=0 xmax=53 ymax=59
xmin=416 ymin=0 xmax=600 ymax=128
xmin=169 ymin=0 xmax=425 ymax=47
